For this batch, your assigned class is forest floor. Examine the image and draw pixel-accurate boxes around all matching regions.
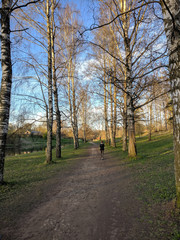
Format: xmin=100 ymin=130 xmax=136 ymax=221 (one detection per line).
xmin=1 ymin=138 xmax=180 ymax=240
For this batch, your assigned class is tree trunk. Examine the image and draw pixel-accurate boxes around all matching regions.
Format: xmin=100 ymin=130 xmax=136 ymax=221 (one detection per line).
xmin=82 ymin=94 xmax=87 ymax=143
xmin=122 ymin=72 xmax=128 ymax=151
xmin=83 ymin=123 xmax=86 ymax=143
xmin=104 ymin=63 xmax=109 ymax=145
xmin=122 ymin=72 xmax=127 ymax=151
xmin=113 ymin=60 xmax=117 ymax=147
xmin=122 ymin=110 xmax=128 ymax=151
xmin=46 ymin=0 xmax=53 ymax=163
xmin=0 ymin=0 xmax=12 ymax=184
xmin=124 ymin=21 xmax=137 ymax=157
xmin=72 ymin=71 xmax=79 ymax=149
xmin=68 ymin=61 xmax=79 ymax=150
xmin=149 ymin=103 xmax=152 ymax=141
xmin=161 ymin=0 xmax=180 ymax=208
xmin=163 ymin=102 xmax=168 ymax=131
xmin=51 ymin=0 xmax=61 ymax=158
xmin=110 ymin=75 xmax=116 ymax=147
xmin=127 ymin=95 xmax=137 ymax=157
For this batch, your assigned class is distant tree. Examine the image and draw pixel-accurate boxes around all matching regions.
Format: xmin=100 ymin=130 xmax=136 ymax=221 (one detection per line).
xmin=91 ymin=0 xmax=167 ymax=157
xmin=59 ymin=5 xmax=82 ymax=149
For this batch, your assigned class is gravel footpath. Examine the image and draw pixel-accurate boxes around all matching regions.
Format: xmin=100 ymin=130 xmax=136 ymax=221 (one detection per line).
xmin=7 ymin=143 xmax=153 ymax=240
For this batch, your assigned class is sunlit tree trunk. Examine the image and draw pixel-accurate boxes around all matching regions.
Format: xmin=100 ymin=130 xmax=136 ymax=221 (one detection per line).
xmin=103 ymin=59 xmax=109 ymax=145
xmin=124 ymin=17 xmax=137 ymax=157
xmin=127 ymin=91 xmax=137 ymax=157
xmin=81 ymin=90 xmax=87 ymax=143
xmin=46 ymin=0 xmax=53 ymax=163
xmin=67 ymin=60 xmax=79 ymax=149
xmin=113 ymin=61 xmax=117 ymax=147
xmin=51 ymin=0 xmax=61 ymax=158
xmin=122 ymin=80 xmax=128 ymax=151
xmin=121 ymin=0 xmax=128 ymax=153
xmin=83 ymin=110 xmax=86 ymax=143
xmin=110 ymin=74 xmax=116 ymax=147
xmin=161 ymin=0 xmax=180 ymax=208
xmin=0 ymin=0 xmax=12 ymax=184
xmin=149 ymin=103 xmax=152 ymax=141
xmin=72 ymin=70 xmax=79 ymax=149
xmin=163 ymin=102 xmax=168 ymax=131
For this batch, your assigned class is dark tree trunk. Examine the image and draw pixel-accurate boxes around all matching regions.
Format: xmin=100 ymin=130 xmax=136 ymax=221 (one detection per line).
xmin=0 ymin=0 xmax=12 ymax=184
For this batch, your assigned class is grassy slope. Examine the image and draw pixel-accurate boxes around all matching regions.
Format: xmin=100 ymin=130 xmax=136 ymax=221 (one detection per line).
xmin=107 ymin=132 xmax=180 ymax=240
xmin=0 ymin=143 xmax=89 ymax=231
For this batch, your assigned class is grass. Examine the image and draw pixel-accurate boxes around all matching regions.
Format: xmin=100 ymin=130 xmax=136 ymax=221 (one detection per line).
xmin=1 ymin=142 xmax=89 ymax=198
xmin=0 ymin=142 xmax=90 ymax=229
xmin=106 ymin=132 xmax=175 ymax=204
xmin=106 ymin=131 xmax=180 ymax=239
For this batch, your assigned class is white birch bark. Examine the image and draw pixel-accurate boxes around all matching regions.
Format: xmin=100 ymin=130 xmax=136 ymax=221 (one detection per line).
xmin=161 ymin=0 xmax=180 ymax=208
xmin=0 ymin=0 xmax=13 ymax=184
xmin=51 ymin=0 xmax=61 ymax=158
xmin=46 ymin=0 xmax=53 ymax=163
xmin=104 ymin=66 xmax=109 ymax=145
xmin=124 ymin=16 xmax=137 ymax=157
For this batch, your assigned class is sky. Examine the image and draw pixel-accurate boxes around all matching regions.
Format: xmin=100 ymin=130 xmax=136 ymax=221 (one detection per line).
xmin=64 ymin=0 xmax=99 ymax=28
xmin=5 ymin=0 xmax=102 ymax=128
xmin=0 ymin=0 xmax=168 ymax=130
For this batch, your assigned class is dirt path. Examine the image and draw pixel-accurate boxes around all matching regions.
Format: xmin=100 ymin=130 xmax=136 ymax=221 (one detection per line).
xmin=6 ymin=143 xmax=154 ymax=240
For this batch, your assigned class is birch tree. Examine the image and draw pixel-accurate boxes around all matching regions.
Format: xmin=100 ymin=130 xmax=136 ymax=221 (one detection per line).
xmin=160 ymin=0 xmax=180 ymax=208
xmin=15 ymin=0 xmax=61 ymax=162
xmin=59 ymin=5 xmax=82 ymax=149
xmin=0 ymin=0 xmax=40 ymax=184
xmin=51 ymin=0 xmax=61 ymax=158
xmin=94 ymin=0 xmax=167 ymax=157
xmin=0 ymin=0 xmax=13 ymax=184
xmin=46 ymin=0 xmax=53 ymax=163
xmin=79 ymin=86 xmax=89 ymax=143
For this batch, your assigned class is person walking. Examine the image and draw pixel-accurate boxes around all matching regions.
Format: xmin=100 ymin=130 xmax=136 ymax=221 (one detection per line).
xmin=100 ymin=141 xmax=104 ymax=160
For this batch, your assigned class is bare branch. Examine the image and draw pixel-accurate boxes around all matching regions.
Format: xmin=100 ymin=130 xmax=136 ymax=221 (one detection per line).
xmin=80 ymin=1 xmax=160 ymax=36
xmin=11 ymin=27 xmax=29 ymax=33
xmin=135 ymin=90 xmax=170 ymax=109
xmin=11 ymin=0 xmax=42 ymax=12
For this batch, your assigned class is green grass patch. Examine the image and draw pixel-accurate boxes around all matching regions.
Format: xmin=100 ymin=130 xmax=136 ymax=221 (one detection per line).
xmin=107 ymin=132 xmax=180 ymax=239
xmin=107 ymin=132 xmax=175 ymax=204
xmin=0 ymin=142 xmax=90 ymax=228
xmin=134 ymin=133 xmax=175 ymax=204
xmin=1 ymin=142 xmax=89 ymax=199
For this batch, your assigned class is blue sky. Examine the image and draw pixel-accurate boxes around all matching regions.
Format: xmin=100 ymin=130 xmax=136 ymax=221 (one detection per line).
xmin=64 ymin=0 xmax=99 ymax=28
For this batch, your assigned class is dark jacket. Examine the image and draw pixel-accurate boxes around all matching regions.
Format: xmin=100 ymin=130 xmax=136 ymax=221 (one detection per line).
xmin=100 ymin=143 xmax=104 ymax=150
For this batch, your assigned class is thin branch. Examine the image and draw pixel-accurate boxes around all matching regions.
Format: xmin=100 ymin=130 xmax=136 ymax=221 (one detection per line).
xmin=135 ymin=89 xmax=170 ymax=109
xmin=161 ymin=0 xmax=177 ymax=33
xmin=11 ymin=28 xmax=29 ymax=33
xmin=80 ymin=1 xmax=160 ymax=35
xmin=11 ymin=0 xmax=41 ymax=12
